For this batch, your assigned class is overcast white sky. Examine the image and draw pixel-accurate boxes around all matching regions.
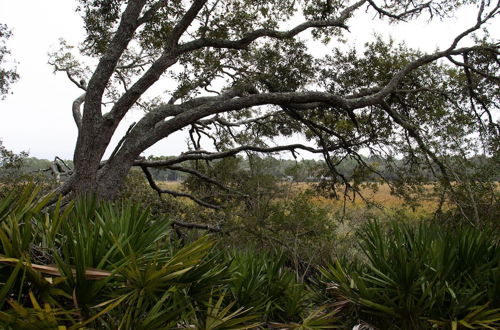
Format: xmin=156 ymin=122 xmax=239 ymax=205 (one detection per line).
xmin=0 ymin=1 xmax=497 ymax=160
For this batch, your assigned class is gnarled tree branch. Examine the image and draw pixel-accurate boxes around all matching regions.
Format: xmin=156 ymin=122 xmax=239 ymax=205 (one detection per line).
xmin=72 ymin=93 xmax=85 ymax=130
xmin=135 ymin=143 xmax=329 ymax=167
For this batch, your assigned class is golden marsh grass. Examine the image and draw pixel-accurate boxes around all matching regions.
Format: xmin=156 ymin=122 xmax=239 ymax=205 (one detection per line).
xmin=158 ymin=180 xmax=440 ymax=217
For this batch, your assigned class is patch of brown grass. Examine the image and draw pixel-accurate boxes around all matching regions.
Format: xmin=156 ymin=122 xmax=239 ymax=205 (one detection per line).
xmin=157 ymin=181 xmax=182 ymax=190
xmin=285 ymin=182 xmax=440 ymax=218
xmin=155 ymin=180 xmax=441 ymax=218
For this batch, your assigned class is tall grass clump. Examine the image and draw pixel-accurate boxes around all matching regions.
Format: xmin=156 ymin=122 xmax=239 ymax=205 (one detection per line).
xmin=322 ymin=220 xmax=500 ymax=329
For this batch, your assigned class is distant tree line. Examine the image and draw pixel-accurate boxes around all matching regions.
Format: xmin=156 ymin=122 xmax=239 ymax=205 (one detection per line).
xmin=3 ymin=152 xmax=496 ymax=184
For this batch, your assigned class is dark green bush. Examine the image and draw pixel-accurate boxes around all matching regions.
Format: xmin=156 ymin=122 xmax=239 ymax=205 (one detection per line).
xmin=0 ymin=185 xmax=341 ymax=329
xmin=3 ymin=184 xmax=498 ymax=329
xmin=227 ymin=250 xmax=310 ymax=322
xmin=117 ymin=168 xmax=182 ymax=216
xmin=322 ymin=220 xmax=500 ymax=329
xmin=0 ymin=186 xmax=254 ymax=329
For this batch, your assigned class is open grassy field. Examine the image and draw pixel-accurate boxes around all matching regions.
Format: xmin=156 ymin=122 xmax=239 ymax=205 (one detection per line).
xmin=293 ymin=182 xmax=437 ymax=205
xmin=158 ymin=180 xmax=440 ymax=217
xmin=158 ymin=181 xmax=183 ymax=190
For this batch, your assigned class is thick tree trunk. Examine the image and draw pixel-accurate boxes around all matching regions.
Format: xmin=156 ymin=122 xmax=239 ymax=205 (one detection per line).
xmin=71 ymin=137 xmax=127 ymax=199
xmin=71 ymin=95 xmax=130 ymax=198
xmin=95 ymin=159 xmax=135 ymax=199
xmin=70 ymin=138 xmax=139 ymax=199
xmin=69 ymin=162 xmax=133 ymax=200
xmin=71 ymin=139 xmax=110 ymax=195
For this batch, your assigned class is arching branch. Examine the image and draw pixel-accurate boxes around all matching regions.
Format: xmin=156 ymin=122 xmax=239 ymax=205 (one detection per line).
xmin=160 ymin=164 xmax=248 ymax=197
xmin=72 ymin=93 xmax=85 ymax=130
xmin=104 ymin=0 xmax=364 ymax=125
xmin=84 ymin=0 xmax=148 ymax=118
xmin=379 ymin=100 xmax=453 ymax=186
xmin=135 ymin=143 xmax=330 ymax=167
xmin=179 ymin=0 xmax=366 ymax=52
xmin=367 ymin=0 xmax=432 ymax=21
xmin=198 ymin=111 xmax=283 ymax=127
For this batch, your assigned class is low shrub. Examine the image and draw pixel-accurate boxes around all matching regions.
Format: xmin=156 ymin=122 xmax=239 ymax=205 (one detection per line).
xmin=0 ymin=185 xmax=250 ymax=328
xmin=227 ymin=250 xmax=310 ymax=322
xmin=322 ymin=220 xmax=500 ymax=329
xmin=0 ymin=185 xmax=343 ymax=329
xmin=2 ymin=184 xmax=498 ymax=329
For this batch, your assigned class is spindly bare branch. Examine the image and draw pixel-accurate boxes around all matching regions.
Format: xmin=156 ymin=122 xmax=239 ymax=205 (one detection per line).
xmin=140 ymin=165 xmax=223 ymax=209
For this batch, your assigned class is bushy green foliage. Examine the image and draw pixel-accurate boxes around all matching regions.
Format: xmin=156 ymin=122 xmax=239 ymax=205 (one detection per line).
xmin=0 ymin=185 xmax=346 ymax=329
xmin=322 ymin=220 xmax=500 ymax=329
xmin=0 ymin=140 xmax=26 ymax=171
xmin=117 ymin=168 xmax=182 ymax=216
xmin=227 ymin=250 xmax=310 ymax=322
xmin=235 ymin=190 xmax=337 ymax=269
xmin=0 ymin=185 xmax=253 ymax=328
xmin=0 ymin=142 xmax=58 ymax=200
xmin=1 ymin=184 xmax=498 ymax=329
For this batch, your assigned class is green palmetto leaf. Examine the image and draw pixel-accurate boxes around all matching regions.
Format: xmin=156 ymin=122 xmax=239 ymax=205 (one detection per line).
xmin=0 ymin=291 xmax=77 ymax=329
xmin=195 ymin=291 xmax=261 ymax=330
xmin=227 ymin=249 xmax=306 ymax=322
xmin=69 ymin=293 xmax=130 ymax=329
xmin=357 ymin=298 xmax=398 ymax=317
xmin=0 ymin=189 xmax=17 ymax=223
xmin=0 ymin=257 xmax=23 ymax=308
xmin=42 ymin=196 xmax=176 ymax=311
xmin=324 ymin=220 xmax=500 ymax=328
xmin=137 ymin=289 xmax=184 ymax=329
xmin=429 ymin=303 xmax=500 ymax=329
xmin=112 ymin=236 xmax=222 ymax=329
xmin=271 ymin=306 xmax=343 ymax=329
xmin=0 ymin=184 xmax=57 ymax=287
xmin=0 ymin=256 xmax=77 ymax=311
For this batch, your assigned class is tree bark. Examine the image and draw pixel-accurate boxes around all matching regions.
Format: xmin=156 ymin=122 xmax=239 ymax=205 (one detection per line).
xmin=72 ymin=120 xmax=111 ymax=195
xmin=69 ymin=157 xmax=133 ymax=200
xmin=95 ymin=164 xmax=132 ymax=199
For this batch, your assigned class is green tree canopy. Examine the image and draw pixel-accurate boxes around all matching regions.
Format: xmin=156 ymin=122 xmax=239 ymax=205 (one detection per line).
xmin=0 ymin=23 xmax=19 ymax=99
xmin=40 ymin=0 xmax=498 ymax=220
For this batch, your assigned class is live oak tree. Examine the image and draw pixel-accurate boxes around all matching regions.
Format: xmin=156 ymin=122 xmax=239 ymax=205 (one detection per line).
xmin=0 ymin=140 xmax=26 ymax=171
xmin=0 ymin=23 xmax=19 ymax=99
xmin=47 ymin=0 xmax=499 ymax=218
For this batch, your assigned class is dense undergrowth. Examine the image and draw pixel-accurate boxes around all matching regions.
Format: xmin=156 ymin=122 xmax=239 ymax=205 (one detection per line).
xmin=0 ymin=184 xmax=499 ymax=329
